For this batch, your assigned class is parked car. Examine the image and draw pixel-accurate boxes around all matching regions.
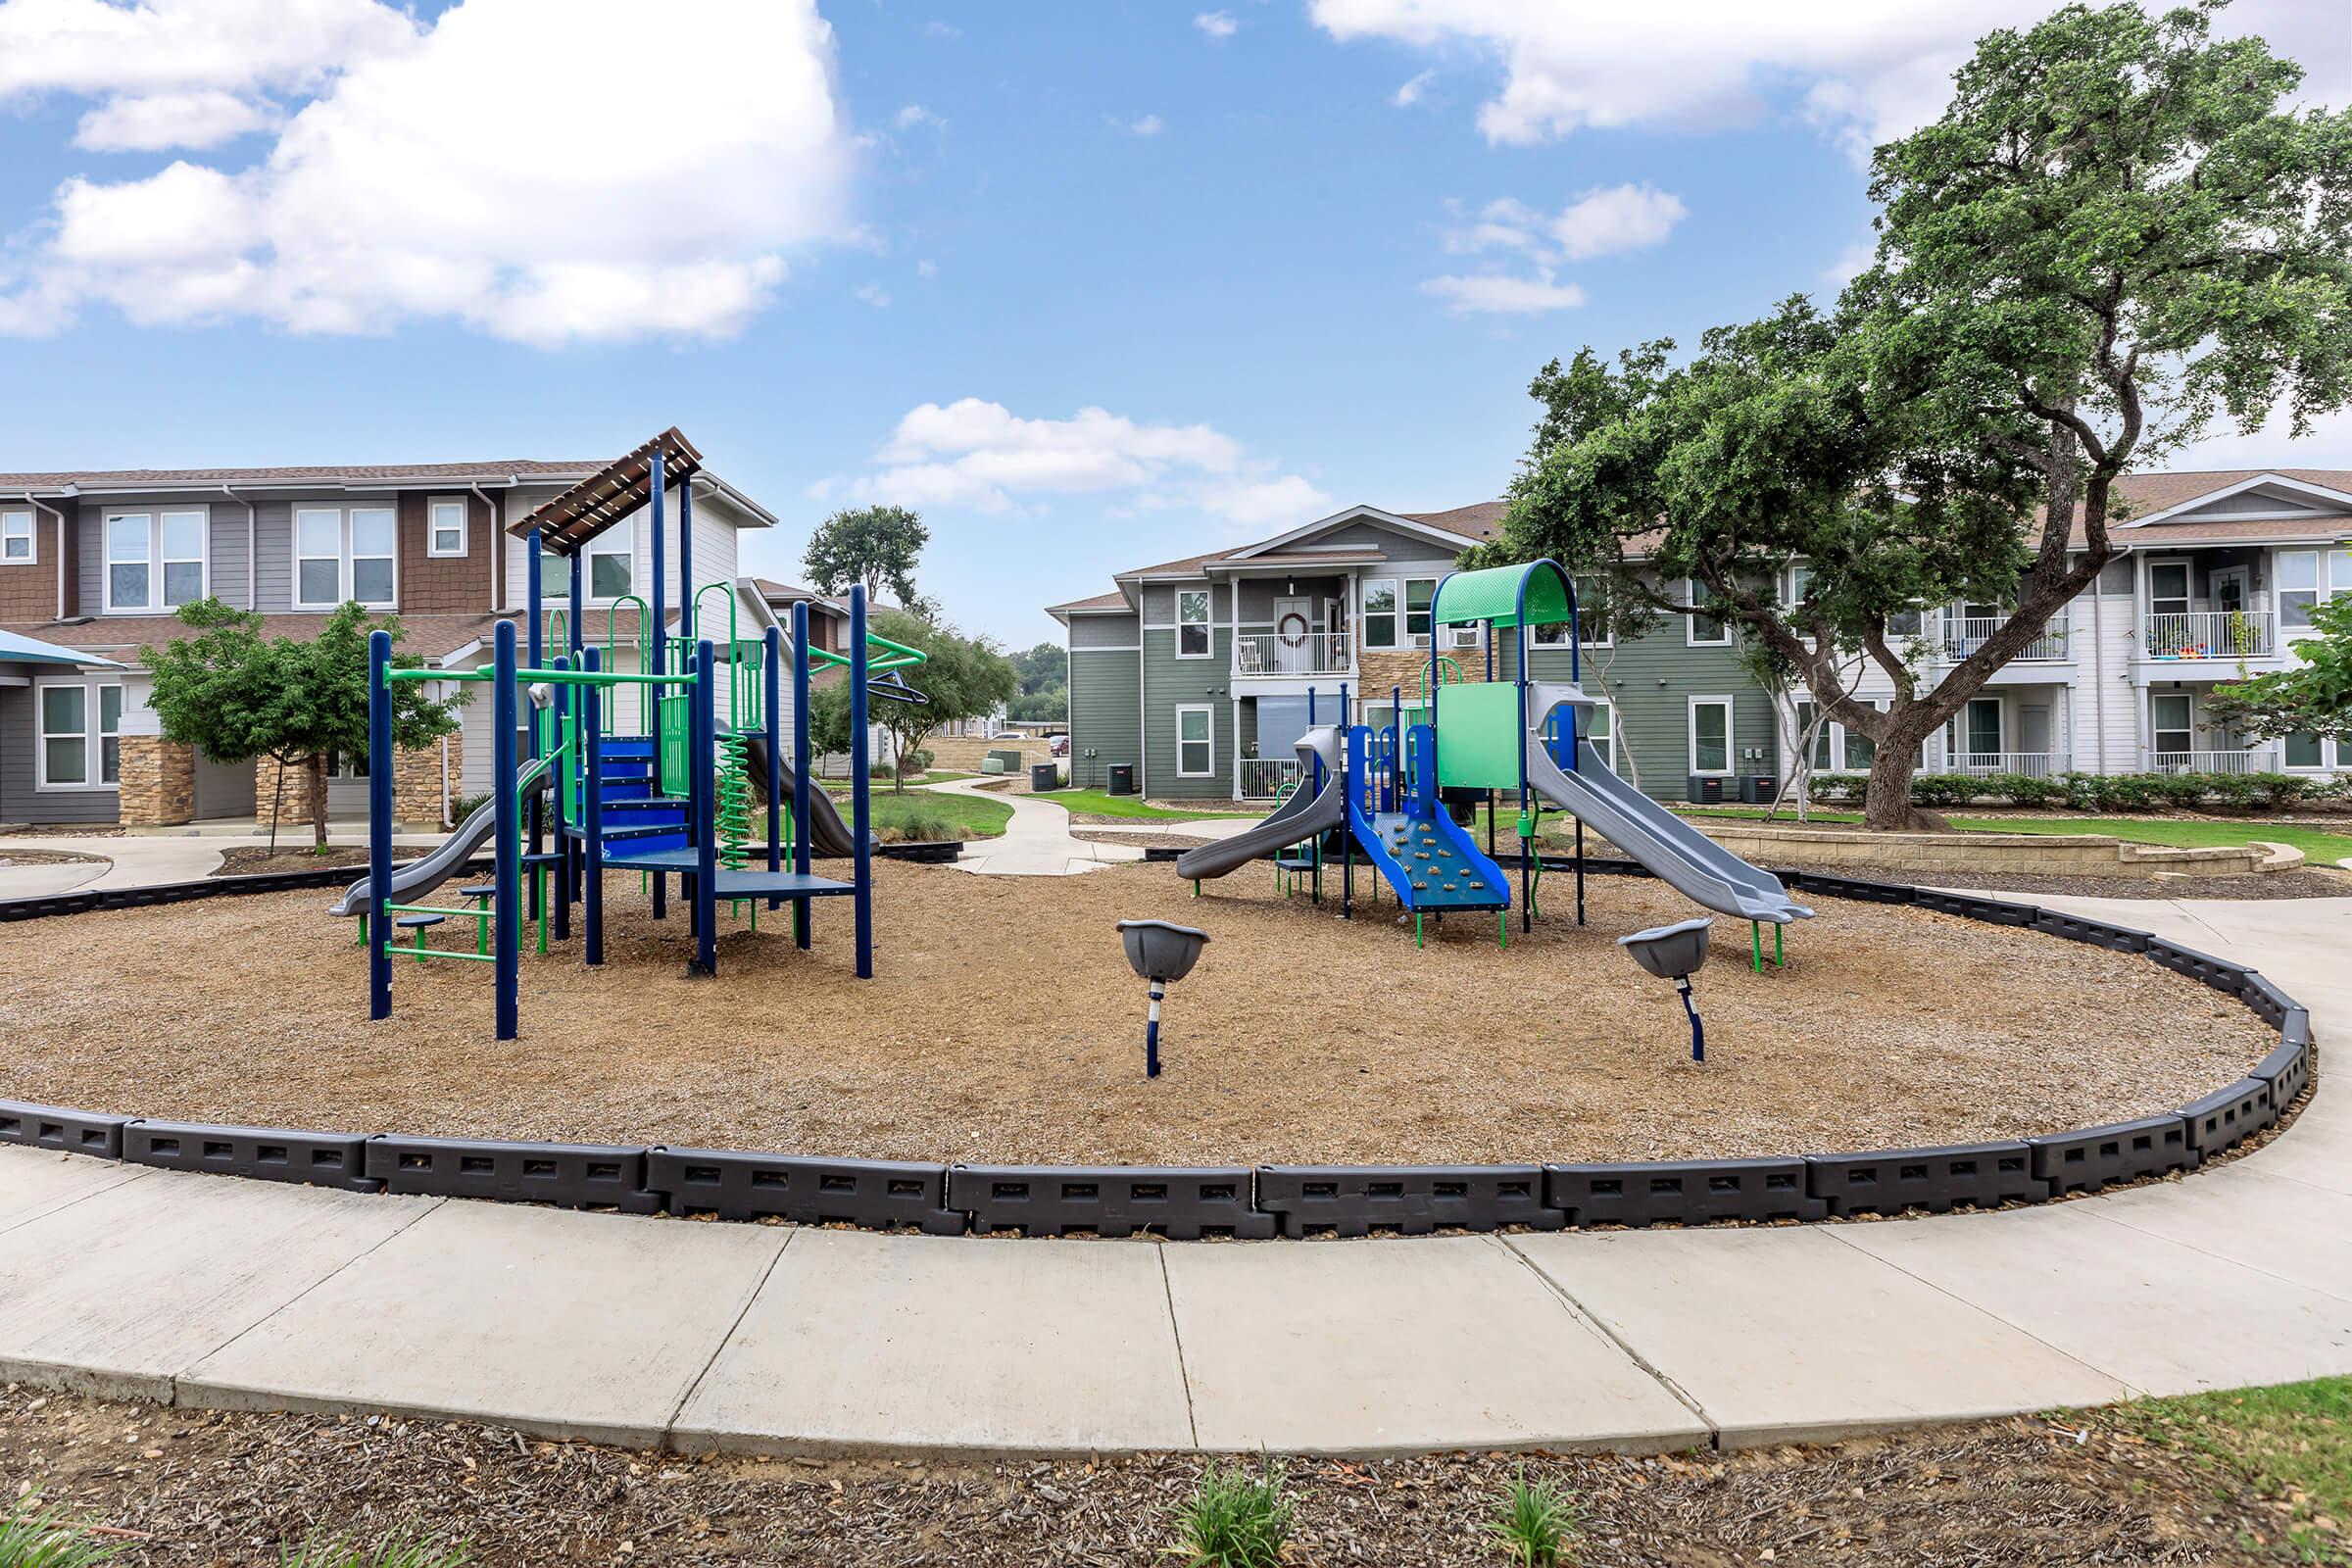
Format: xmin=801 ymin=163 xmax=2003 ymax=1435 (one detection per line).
xmin=1049 ymin=735 xmax=1069 ymax=758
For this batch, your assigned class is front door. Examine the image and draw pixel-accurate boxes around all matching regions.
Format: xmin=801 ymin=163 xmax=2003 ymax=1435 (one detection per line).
xmin=1964 ymin=697 xmax=2002 ymax=764
xmin=2017 ymin=704 xmax=2052 ymax=773
xmin=2150 ymin=692 xmax=2194 ymax=766
xmin=2211 ymin=566 xmax=2250 ymax=653
xmin=1272 ymin=596 xmax=1312 ymax=673
xmin=2148 ymin=560 xmax=2191 ymax=655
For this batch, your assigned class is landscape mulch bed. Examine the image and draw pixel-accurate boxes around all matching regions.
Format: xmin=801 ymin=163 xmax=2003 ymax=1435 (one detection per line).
xmin=0 ymin=847 xmax=106 ymax=868
xmin=0 ymin=1384 xmax=2289 ymax=1566
xmin=0 ymin=860 xmax=2274 ymax=1166
xmin=1767 ymin=860 xmax=2352 ymax=903
xmin=1068 ymin=829 xmax=1218 ymax=851
xmin=208 ymin=846 xmax=378 ymax=877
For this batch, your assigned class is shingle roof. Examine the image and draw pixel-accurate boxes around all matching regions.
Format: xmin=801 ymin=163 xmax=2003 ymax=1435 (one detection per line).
xmin=1045 ymin=589 xmax=1132 ymax=615
xmin=0 ymin=460 xmax=599 ymax=490
xmin=1396 ymin=501 xmax=1507 ymax=538
xmin=0 ymin=612 xmax=509 ymax=661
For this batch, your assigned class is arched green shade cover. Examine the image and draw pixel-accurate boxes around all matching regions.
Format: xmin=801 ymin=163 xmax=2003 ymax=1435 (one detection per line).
xmin=1431 ymin=560 xmax=1576 ymax=629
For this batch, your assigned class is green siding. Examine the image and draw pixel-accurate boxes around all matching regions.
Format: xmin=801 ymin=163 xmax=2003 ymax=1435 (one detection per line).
xmin=1505 ymin=624 xmax=1779 ymax=801
xmin=1067 ymin=648 xmax=1141 ymax=792
xmin=1141 ymin=625 xmax=1232 ymax=798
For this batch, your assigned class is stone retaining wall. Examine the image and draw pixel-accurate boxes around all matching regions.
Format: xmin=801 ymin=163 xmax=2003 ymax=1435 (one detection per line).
xmin=1692 ymin=821 xmax=2287 ymax=879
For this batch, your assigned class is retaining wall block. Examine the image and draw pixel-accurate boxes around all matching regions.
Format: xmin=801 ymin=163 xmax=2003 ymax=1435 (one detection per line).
xmin=0 ymin=1099 xmax=126 ymax=1159
xmin=2281 ymin=1008 xmax=2312 ymax=1052
xmin=126 ymin=1120 xmax=379 ymax=1193
xmin=2029 ymin=1114 xmax=2196 ymax=1196
xmin=2238 ymin=973 xmax=2299 ymax=1030
xmin=648 ymin=1147 xmax=963 ymax=1233
xmin=2179 ymin=1079 xmax=2278 ymax=1158
xmin=1546 ymin=1157 xmax=1826 ymax=1228
xmin=1783 ymin=872 xmax=1914 ymax=905
xmin=1804 ymin=1141 xmax=2044 ymax=1216
xmin=1911 ymin=890 xmax=2040 ymax=926
xmin=951 ymin=1165 xmax=1274 ymax=1239
xmin=2144 ymin=937 xmax=2251 ymax=997
xmin=2031 ymin=910 xmax=2152 ymax=953
xmin=2250 ymin=1039 xmax=2312 ymax=1112
xmin=1254 ymin=1165 xmax=1562 ymax=1237
xmin=366 ymin=1135 xmax=662 ymax=1212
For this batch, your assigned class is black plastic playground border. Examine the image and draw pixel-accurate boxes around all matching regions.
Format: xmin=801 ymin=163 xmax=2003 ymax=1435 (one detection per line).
xmin=0 ymin=861 xmax=2317 ymax=1238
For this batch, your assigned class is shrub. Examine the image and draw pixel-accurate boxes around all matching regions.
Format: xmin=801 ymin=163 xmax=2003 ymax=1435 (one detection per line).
xmin=1489 ymin=1471 xmax=1583 ymax=1566
xmin=895 ymin=747 xmax=935 ymax=779
xmin=448 ymin=792 xmax=493 ymax=823
xmin=1992 ymin=771 xmax=2065 ymax=808
xmin=278 ymin=1533 xmax=469 ymax=1568
xmin=1909 ymin=773 xmax=1976 ymax=809
xmin=0 ymin=1494 xmax=122 ymax=1567
xmin=883 ymin=810 xmax=957 ymax=843
xmin=1169 ymin=1458 xmax=1292 ymax=1568
xmin=1806 ymin=772 xmax=1866 ymax=807
xmin=2247 ymin=772 xmax=2313 ymax=810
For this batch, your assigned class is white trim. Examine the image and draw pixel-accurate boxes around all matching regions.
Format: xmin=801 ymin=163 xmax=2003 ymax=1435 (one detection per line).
xmin=586 ymin=517 xmax=636 ymax=607
xmin=1174 ymin=587 xmax=1213 ymax=660
xmin=0 ymin=509 xmax=34 ymax=565
xmin=1174 ymin=702 xmax=1214 ymax=778
xmin=101 ymin=508 xmax=210 ymax=614
xmin=425 ymin=495 xmax=468 ymax=558
xmin=1687 ymin=694 xmax=1734 ymax=776
xmin=1683 ymin=579 xmax=1731 ymax=646
xmin=33 ymin=674 xmax=122 ymax=792
xmin=1222 ymin=504 xmax=1485 ymax=561
xmin=2121 ymin=472 xmax=2352 ymax=528
xmin=292 ymin=503 xmax=399 ymax=611
xmin=1071 ymin=644 xmax=1143 ymax=653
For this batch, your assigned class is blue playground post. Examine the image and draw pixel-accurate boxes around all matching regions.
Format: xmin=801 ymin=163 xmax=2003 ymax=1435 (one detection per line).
xmin=678 ymin=476 xmax=693 ymax=641
xmin=1514 ymin=574 xmax=1533 ymax=933
xmin=693 ymin=637 xmax=718 ymax=977
xmin=763 ymin=623 xmax=782 ymax=913
xmin=492 ymin=618 xmax=519 ymax=1041
xmin=367 ymin=630 xmax=393 ymax=1021
xmin=1339 ymin=680 xmax=1351 ymax=919
xmin=567 ymin=544 xmax=585 ymax=905
xmin=552 ymin=653 xmax=571 ymax=945
xmin=648 ymin=447 xmax=667 ymax=922
xmin=525 ymin=527 xmax=545 ymax=923
xmin=583 ymin=648 xmax=605 ymax=966
xmin=791 ymin=601 xmax=812 ymax=950
xmin=851 ymin=586 xmax=873 ymax=980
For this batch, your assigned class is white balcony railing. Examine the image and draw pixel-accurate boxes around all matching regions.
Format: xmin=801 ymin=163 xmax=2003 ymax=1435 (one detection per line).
xmin=2148 ymin=748 xmax=2278 ymax=774
xmin=1939 ymin=613 xmax=2071 ymax=662
xmin=1234 ymin=630 xmax=1352 ymax=677
xmin=1933 ymin=752 xmax=2060 ymax=778
xmin=2143 ymin=611 xmax=2274 ymax=660
xmin=1238 ymin=757 xmax=1301 ymax=800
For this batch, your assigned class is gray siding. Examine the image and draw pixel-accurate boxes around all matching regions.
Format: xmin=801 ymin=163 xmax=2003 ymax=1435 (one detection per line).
xmin=75 ymin=494 xmax=252 ymax=612
xmin=1503 ymin=624 xmax=1779 ymax=799
xmin=0 ymin=683 xmax=120 ymax=825
xmin=1069 ymin=611 xmax=1141 ymax=650
xmin=253 ymin=499 xmax=299 ymax=612
xmin=1067 ymin=648 xmax=1141 ymax=792
xmin=1137 ymin=581 xmax=1230 ymax=623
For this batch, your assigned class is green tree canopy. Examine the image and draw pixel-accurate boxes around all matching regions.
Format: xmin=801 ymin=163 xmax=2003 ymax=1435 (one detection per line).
xmin=803 ymin=506 xmax=930 ymax=611
xmin=1481 ymin=0 xmax=2352 ymax=829
xmin=806 ymin=611 xmax=1017 ymax=790
xmin=1005 ymin=640 xmax=1068 ymax=724
xmin=2209 ymin=594 xmax=2352 ymax=747
xmin=142 ymin=599 xmax=464 ymax=848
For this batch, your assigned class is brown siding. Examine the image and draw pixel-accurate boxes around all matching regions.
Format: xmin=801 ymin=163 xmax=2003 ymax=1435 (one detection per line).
xmin=0 ymin=508 xmax=64 ymax=620
xmin=397 ymin=490 xmax=496 ymax=614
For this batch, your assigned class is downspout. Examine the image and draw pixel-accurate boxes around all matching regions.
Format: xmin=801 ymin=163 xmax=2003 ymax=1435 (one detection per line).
xmin=220 ymin=484 xmax=258 ymax=611
xmin=471 ymin=482 xmax=502 ymax=612
xmin=22 ymin=493 xmax=69 ymax=618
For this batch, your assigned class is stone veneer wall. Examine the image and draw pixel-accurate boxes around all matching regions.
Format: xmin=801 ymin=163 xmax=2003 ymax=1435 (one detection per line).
xmin=115 ymin=737 xmax=193 ymax=827
xmin=394 ymin=731 xmax=461 ymax=825
xmin=1691 ymin=822 xmax=2283 ymax=880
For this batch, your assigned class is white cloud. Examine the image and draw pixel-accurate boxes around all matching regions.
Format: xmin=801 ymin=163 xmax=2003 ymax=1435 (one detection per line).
xmin=1195 ymin=11 xmax=1238 ymax=41
xmin=856 ymin=397 xmax=1325 ymax=527
xmin=1420 ymin=271 xmax=1586 ymax=315
xmin=1308 ymin=0 xmax=2352 ymax=156
xmin=0 ymin=0 xmax=856 ymax=345
xmin=74 ymin=90 xmax=278 ymax=152
xmin=1550 ymin=182 xmax=1686 ymax=260
xmin=1119 ymin=114 xmax=1165 ymax=137
xmin=854 ymin=281 xmax=891 ymax=309
xmin=1392 ymin=70 xmax=1435 ymax=108
xmin=915 ymin=258 xmax=938 ymax=279
xmin=1822 ymin=235 xmax=1876 ymax=286
xmin=2170 ymin=401 xmax=2352 ymax=472
xmin=921 ymin=20 xmax=959 ymax=39
xmin=894 ymin=103 xmax=942 ymax=130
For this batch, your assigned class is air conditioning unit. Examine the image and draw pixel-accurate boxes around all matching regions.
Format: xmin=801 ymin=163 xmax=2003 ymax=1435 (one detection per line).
xmin=1686 ymin=775 xmax=1726 ymax=805
xmin=1738 ymin=775 xmax=1778 ymax=805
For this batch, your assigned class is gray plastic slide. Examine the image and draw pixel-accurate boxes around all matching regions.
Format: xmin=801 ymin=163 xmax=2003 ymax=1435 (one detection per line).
xmin=1175 ymin=726 xmax=1346 ymax=880
xmin=1522 ymin=683 xmax=1812 ymax=925
xmin=742 ymin=735 xmax=872 ymax=858
xmin=327 ymin=760 xmax=553 ymax=917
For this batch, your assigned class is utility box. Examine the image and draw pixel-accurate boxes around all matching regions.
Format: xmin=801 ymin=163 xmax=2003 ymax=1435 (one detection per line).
xmin=1686 ymin=775 xmax=1727 ymax=805
xmin=1030 ymin=762 xmax=1059 ymax=792
xmin=1738 ymin=775 xmax=1778 ymax=805
xmin=1107 ymin=762 xmax=1136 ymax=796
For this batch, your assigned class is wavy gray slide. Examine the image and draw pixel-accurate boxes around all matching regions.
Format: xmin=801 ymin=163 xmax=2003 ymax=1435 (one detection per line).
xmin=1523 ymin=683 xmax=1812 ymax=925
xmin=741 ymin=735 xmax=871 ymax=858
xmin=327 ymin=760 xmax=554 ymax=917
xmin=1175 ymin=725 xmax=1346 ymax=880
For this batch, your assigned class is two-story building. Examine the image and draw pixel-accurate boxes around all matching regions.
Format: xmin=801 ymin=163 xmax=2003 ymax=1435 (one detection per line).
xmin=0 ymin=458 xmax=779 ymax=828
xmin=1048 ymin=468 xmax=2351 ymax=804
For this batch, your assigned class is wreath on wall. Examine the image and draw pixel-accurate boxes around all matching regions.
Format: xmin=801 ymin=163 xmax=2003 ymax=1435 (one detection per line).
xmin=1277 ymin=611 xmax=1310 ymax=648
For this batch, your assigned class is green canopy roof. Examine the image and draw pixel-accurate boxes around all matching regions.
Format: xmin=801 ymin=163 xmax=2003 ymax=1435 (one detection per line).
xmin=1431 ymin=560 xmax=1576 ymax=629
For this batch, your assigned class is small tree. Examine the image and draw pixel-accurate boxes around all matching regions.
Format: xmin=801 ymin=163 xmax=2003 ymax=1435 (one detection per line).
xmin=1005 ymin=640 xmax=1068 ymax=725
xmin=2208 ymin=595 xmax=2352 ymax=751
xmin=804 ymin=612 xmax=1017 ymax=791
xmin=143 ymin=600 xmax=463 ymax=850
xmin=803 ymin=505 xmax=929 ymax=609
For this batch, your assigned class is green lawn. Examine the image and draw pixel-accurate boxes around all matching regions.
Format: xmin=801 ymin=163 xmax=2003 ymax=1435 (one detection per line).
xmin=1044 ymin=787 xmax=1263 ymax=821
xmin=1659 ymin=805 xmax=2352 ymax=866
xmin=2098 ymin=1376 xmax=2352 ymax=1562
xmin=833 ymin=788 xmax=1011 ymax=841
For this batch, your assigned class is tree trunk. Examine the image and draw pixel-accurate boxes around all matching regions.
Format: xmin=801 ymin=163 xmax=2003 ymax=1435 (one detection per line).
xmin=307 ymin=755 xmax=330 ymax=850
xmin=1861 ymin=729 xmax=1940 ymax=833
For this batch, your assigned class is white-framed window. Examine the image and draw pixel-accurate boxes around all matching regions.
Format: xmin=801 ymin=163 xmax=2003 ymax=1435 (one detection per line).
xmin=1362 ymin=578 xmax=1398 ymax=649
xmin=2278 ymin=551 xmax=2318 ymax=631
xmin=294 ymin=505 xmax=396 ymax=609
xmin=1584 ymin=702 xmax=1617 ymax=771
xmin=2282 ymin=732 xmax=2328 ymax=771
xmin=105 ymin=513 xmax=150 ymax=611
xmin=103 ymin=509 xmax=207 ymax=612
xmin=1688 ymin=696 xmax=1733 ymax=775
xmin=588 ymin=520 xmax=634 ymax=602
xmin=1 ymin=510 xmax=33 ymax=564
xmin=1684 ymin=578 xmax=1731 ymax=646
xmin=1175 ymin=704 xmax=1214 ymax=777
xmin=1404 ymin=578 xmax=1436 ymax=645
xmin=35 ymin=678 xmax=121 ymax=790
xmin=1533 ymin=582 xmax=1610 ymax=649
xmin=426 ymin=497 xmax=467 ymax=558
xmin=1176 ymin=588 xmax=1211 ymax=659
xmin=160 ymin=510 xmax=205 ymax=607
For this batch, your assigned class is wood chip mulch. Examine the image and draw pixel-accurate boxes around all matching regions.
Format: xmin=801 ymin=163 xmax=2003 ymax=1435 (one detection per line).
xmin=1764 ymin=860 xmax=2352 ymax=902
xmin=0 ymin=1384 xmax=2288 ymax=1566
xmin=208 ymin=846 xmax=379 ymax=878
xmin=0 ymin=860 xmax=2276 ymax=1167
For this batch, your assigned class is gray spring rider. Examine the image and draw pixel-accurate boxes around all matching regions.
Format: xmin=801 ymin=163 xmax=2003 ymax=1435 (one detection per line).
xmin=1617 ymin=917 xmax=1713 ymax=1062
xmin=1115 ymin=919 xmax=1211 ymax=1078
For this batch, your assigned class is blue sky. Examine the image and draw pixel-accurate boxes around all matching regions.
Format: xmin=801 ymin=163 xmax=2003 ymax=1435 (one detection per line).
xmin=0 ymin=0 xmax=2344 ymax=648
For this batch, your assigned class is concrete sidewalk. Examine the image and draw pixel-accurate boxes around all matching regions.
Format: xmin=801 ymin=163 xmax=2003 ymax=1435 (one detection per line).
xmin=0 ymin=830 xmax=451 ymax=900
xmin=926 ymin=777 xmax=1145 ymax=876
xmin=0 ymin=894 xmax=2344 ymax=1455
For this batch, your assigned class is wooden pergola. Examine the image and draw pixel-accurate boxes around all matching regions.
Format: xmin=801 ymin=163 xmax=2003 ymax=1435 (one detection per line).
xmin=509 ymin=426 xmax=703 ymax=555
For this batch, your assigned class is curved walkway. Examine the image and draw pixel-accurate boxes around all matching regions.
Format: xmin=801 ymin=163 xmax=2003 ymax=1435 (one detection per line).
xmin=923 ymin=777 xmax=1258 ymax=876
xmin=0 ymin=830 xmax=448 ymax=899
xmin=0 ymin=893 xmax=2343 ymax=1456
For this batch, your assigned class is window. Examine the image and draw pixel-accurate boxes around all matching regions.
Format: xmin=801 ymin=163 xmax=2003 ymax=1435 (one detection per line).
xmin=351 ymin=508 xmax=394 ymax=605
xmin=1 ymin=511 xmax=32 ymax=563
xmin=160 ymin=511 xmax=205 ymax=606
xmin=325 ymin=747 xmax=369 ymax=779
xmin=36 ymin=679 xmax=121 ymax=790
xmin=2148 ymin=560 xmax=2191 ymax=617
xmin=295 ymin=506 xmax=395 ymax=608
xmin=2150 ymin=693 xmax=2193 ymax=756
xmin=1176 ymin=589 xmax=1211 ymax=659
xmin=1842 ymin=718 xmax=1878 ymax=771
xmin=426 ymin=498 xmax=467 ymax=558
xmin=1175 ymin=704 xmax=1213 ymax=778
xmin=2284 ymin=732 xmax=2326 ymax=770
xmin=296 ymin=508 xmax=341 ymax=606
xmin=1689 ymin=697 xmax=1732 ymax=774
xmin=103 ymin=510 xmax=207 ymax=612
xmin=1362 ymin=579 xmax=1398 ymax=649
xmin=1584 ymin=703 xmax=1616 ymax=771
xmin=2278 ymin=551 xmax=2318 ymax=631
xmin=106 ymin=513 xmax=151 ymax=611
xmin=1684 ymin=579 xmax=1730 ymax=646
xmin=588 ymin=521 xmax=633 ymax=601
xmin=1404 ymin=578 xmax=1435 ymax=644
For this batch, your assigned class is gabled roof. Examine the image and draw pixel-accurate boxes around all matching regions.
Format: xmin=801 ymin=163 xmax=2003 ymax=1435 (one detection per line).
xmin=2043 ymin=468 xmax=2352 ymax=548
xmin=0 ymin=627 xmax=124 ymax=668
xmin=1115 ymin=501 xmax=1505 ymax=582
xmin=0 ymin=459 xmax=600 ymax=492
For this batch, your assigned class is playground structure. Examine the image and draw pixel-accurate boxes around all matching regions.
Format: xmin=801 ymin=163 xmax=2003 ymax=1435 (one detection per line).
xmin=336 ymin=430 xmax=926 ymax=1041
xmin=1177 ymin=560 xmax=1811 ymax=958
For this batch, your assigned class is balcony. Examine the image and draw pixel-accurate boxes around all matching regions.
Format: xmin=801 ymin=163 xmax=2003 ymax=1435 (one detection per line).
xmin=1234 ymin=631 xmax=1352 ymax=678
xmin=1238 ymin=756 xmax=1302 ymax=800
xmin=1938 ymin=613 xmax=2071 ymax=662
xmin=2149 ymin=748 xmax=2279 ymax=774
xmin=2143 ymin=611 xmax=2274 ymax=661
xmin=1932 ymin=752 xmax=2061 ymax=778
